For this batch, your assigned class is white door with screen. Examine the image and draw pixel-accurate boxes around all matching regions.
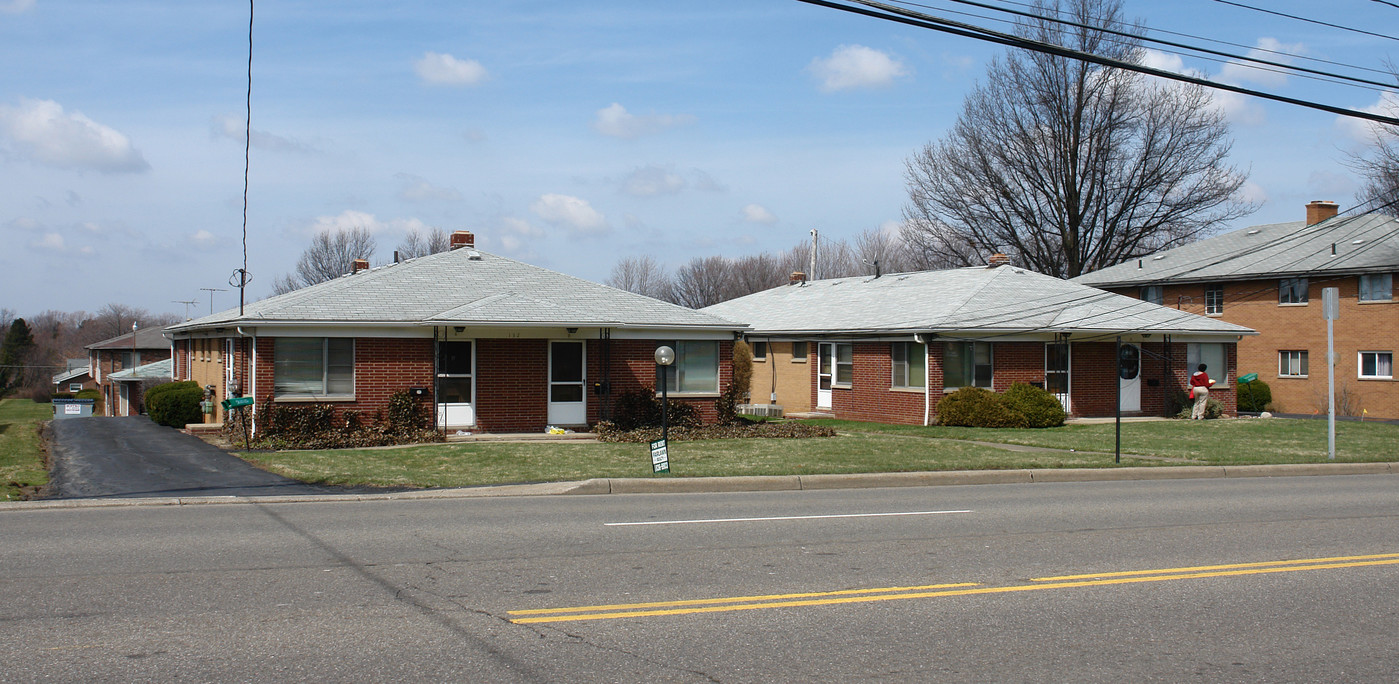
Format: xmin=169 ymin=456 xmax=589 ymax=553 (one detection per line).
xmin=1046 ymin=342 xmax=1071 ymax=414
xmin=817 ymin=343 xmax=834 ymax=409
xmin=1118 ymin=343 xmax=1141 ymax=412
xmin=548 ymin=341 xmax=586 ymax=426
xmin=436 ymin=340 xmax=476 ymax=428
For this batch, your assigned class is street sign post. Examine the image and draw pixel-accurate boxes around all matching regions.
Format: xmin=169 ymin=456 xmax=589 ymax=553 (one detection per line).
xmin=1323 ymin=287 xmax=1338 ymax=460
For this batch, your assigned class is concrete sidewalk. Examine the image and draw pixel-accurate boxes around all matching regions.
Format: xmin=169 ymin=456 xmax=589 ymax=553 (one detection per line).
xmin=5 ymin=460 xmax=1394 ymax=511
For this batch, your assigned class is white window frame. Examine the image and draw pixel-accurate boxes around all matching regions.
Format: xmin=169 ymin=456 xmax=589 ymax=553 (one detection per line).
xmin=891 ymin=342 xmax=926 ymax=390
xmin=1359 ymin=351 xmax=1393 ymax=380
xmin=1278 ymin=350 xmax=1308 ymax=378
xmin=944 ymin=341 xmax=993 ymax=390
xmin=657 ymin=340 xmax=721 ymax=395
xmin=1204 ymin=284 xmax=1224 ymax=315
xmin=68 ymin=382 xmax=84 ymax=393
xmin=1187 ymin=342 xmax=1230 ymax=388
xmin=831 ymin=343 xmax=853 ymax=388
xmin=273 ymin=338 xmax=355 ymax=399
xmin=791 ymin=341 xmax=809 ymax=363
xmin=1278 ymin=277 xmax=1309 ymax=305
xmin=1139 ymin=285 xmax=1163 ymax=305
xmin=1359 ymin=273 xmax=1393 ymax=302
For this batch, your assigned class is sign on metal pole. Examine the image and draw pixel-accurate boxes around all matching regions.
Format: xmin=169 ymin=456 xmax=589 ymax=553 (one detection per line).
xmin=650 ymin=438 xmax=670 ymax=474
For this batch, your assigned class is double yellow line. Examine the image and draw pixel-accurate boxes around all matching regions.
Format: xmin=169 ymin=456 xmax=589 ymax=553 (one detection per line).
xmin=509 ymin=553 xmax=1399 ymax=625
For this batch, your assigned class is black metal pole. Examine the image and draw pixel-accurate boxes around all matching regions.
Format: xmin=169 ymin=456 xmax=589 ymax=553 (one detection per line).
xmin=661 ymin=368 xmax=668 ymax=444
xmin=1115 ymin=335 xmax=1122 ymax=464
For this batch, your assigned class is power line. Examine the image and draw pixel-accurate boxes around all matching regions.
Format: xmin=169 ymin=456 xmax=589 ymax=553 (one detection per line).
xmin=796 ymin=0 xmax=1399 ymax=126
xmin=891 ymin=0 xmax=1396 ymax=91
xmin=1211 ymin=0 xmax=1399 ymax=43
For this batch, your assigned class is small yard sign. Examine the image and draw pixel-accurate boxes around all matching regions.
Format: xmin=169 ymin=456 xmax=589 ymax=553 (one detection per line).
xmin=649 ymin=438 xmax=670 ymax=474
xmin=64 ymin=403 xmax=81 ymax=415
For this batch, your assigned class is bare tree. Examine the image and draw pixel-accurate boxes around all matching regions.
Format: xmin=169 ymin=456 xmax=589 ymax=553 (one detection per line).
xmin=669 ymin=256 xmax=734 ymax=309
xmin=1348 ymin=71 xmax=1399 ymax=212
xmin=606 ymin=255 xmax=673 ymax=301
xmin=395 ymin=227 xmax=452 ymax=260
xmin=95 ymin=303 xmax=141 ymax=340
xmin=902 ymin=0 xmax=1254 ymax=278
xmin=272 ymin=227 xmax=378 ymax=295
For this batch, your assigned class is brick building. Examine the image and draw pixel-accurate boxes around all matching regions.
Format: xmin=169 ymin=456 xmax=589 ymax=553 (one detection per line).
xmin=1076 ymin=202 xmax=1398 ymax=419
xmin=86 ymin=327 xmax=173 ymax=416
xmin=165 ymin=232 xmax=744 ymax=435
xmin=703 ymin=259 xmax=1253 ymax=425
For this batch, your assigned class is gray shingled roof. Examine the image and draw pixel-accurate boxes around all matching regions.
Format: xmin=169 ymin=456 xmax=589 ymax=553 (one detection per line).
xmin=107 ymin=358 xmax=173 ymax=381
xmin=702 ymin=265 xmax=1253 ymax=338
xmin=1074 ymin=211 xmax=1399 ymax=288
xmin=86 ymin=327 xmax=172 ymax=351
xmin=167 ymin=247 xmax=744 ymax=333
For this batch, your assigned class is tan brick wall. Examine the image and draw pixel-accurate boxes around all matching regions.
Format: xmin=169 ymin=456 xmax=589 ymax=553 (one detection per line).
xmin=1117 ymin=275 xmax=1398 ymax=418
xmin=749 ymin=341 xmax=812 ymax=413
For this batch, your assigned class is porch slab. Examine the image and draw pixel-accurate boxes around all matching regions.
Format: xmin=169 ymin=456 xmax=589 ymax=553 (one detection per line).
xmin=444 ymin=431 xmax=598 ymax=443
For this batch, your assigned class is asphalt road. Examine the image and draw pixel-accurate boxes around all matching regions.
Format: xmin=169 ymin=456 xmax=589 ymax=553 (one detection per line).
xmin=46 ymin=416 xmax=331 ymax=498
xmin=4 ymin=473 xmax=1398 ymax=681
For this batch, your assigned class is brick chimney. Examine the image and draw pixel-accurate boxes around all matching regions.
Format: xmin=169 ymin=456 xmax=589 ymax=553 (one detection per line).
xmin=789 ymin=271 xmax=807 ymax=285
xmin=351 ymin=258 xmax=370 ymax=274
xmin=450 ymin=231 xmax=476 ymax=250
xmin=1306 ymin=201 xmax=1339 ymax=226
xmin=987 ymin=253 xmax=1011 ymax=268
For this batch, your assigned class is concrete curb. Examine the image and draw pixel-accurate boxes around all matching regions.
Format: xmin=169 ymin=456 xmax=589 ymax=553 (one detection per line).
xmin=4 ymin=462 xmax=1394 ymax=511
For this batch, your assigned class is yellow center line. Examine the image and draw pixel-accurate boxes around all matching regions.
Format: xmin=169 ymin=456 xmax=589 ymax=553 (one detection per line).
xmin=510 ymin=554 xmax=1399 ymax=625
xmin=508 ymin=582 xmax=981 ymax=616
xmin=1031 ymin=552 xmax=1399 ymax=581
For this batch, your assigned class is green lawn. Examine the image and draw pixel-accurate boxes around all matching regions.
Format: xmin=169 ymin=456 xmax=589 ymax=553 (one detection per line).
xmin=0 ymin=399 xmax=51 ymax=501
xmin=238 ymin=417 xmax=1399 ymax=490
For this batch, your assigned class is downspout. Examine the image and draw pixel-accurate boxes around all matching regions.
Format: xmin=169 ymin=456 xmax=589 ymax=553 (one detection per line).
xmin=768 ymin=337 xmax=776 ymax=403
xmin=433 ymin=327 xmax=441 ymax=437
xmin=915 ymin=334 xmax=931 ymax=426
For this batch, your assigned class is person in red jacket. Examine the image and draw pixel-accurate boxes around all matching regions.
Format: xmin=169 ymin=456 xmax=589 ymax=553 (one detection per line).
xmin=1189 ymin=364 xmax=1215 ymax=420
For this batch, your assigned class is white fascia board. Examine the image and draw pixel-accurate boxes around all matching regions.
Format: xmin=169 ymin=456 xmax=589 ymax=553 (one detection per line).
xmin=608 ymin=327 xmax=740 ymax=340
xmin=240 ymin=325 xmax=435 ymax=339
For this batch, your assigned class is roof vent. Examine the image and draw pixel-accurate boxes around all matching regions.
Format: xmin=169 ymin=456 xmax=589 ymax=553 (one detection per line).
xmin=467 ymin=250 xmax=483 ymax=261
xmin=1247 ymin=229 xmax=1261 ymax=235
xmin=1152 ymin=255 xmax=1166 ymax=261
xmin=450 ymin=231 xmax=476 ymax=250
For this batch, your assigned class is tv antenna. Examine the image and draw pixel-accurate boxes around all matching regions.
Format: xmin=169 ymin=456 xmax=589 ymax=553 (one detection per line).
xmin=173 ymin=299 xmax=198 ymax=320
xmin=199 ymin=287 xmax=227 ymax=315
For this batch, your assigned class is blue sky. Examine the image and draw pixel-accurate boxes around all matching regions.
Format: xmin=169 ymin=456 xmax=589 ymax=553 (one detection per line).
xmin=2 ymin=0 xmax=1395 ymax=317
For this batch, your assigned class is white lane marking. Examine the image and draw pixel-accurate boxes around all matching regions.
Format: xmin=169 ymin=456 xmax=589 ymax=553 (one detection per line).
xmin=605 ymin=510 xmax=972 ymax=527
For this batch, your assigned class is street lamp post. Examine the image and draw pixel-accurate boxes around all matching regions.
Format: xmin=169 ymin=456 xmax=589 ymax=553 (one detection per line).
xmin=655 ymin=346 xmax=674 ymax=443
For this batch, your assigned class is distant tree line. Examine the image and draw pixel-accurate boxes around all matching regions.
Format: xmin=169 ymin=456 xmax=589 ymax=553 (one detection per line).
xmin=0 ymin=303 xmax=182 ymax=399
xmin=271 ymin=227 xmax=452 ymax=295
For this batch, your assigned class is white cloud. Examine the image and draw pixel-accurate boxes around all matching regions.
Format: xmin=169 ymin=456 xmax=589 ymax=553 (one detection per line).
xmin=741 ymin=203 xmax=777 ymax=225
xmin=495 ymin=216 xmax=546 ymax=254
xmin=621 ymin=165 xmax=686 ymax=197
xmin=415 ymin=52 xmax=488 ymax=86
xmin=1336 ymin=90 xmax=1399 ymax=145
xmin=0 ymin=0 xmax=35 ymax=14
xmin=0 ymin=98 xmax=149 ymax=173
xmin=308 ymin=210 xmax=428 ymax=236
xmin=211 ymin=115 xmax=316 ymax=154
xmin=1219 ymin=38 xmax=1303 ymax=88
xmin=1138 ymin=49 xmax=1185 ymax=74
xmin=1138 ymin=49 xmax=1265 ymax=125
xmin=808 ymin=45 xmax=909 ymax=92
xmin=190 ymin=229 xmax=219 ymax=251
xmin=530 ymin=194 xmax=608 ymax=234
xmin=592 ymin=103 xmax=694 ymax=139
xmin=395 ymin=173 xmax=462 ymax=202
xmin=1238 ymin=181 xmax=1268 ymax=205
xmin=32 ymin=233 xmax=64 ymax=251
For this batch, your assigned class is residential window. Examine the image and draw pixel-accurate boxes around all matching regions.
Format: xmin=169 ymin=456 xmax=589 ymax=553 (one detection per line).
xmin=274 ymin=338 xmax=354 ymax=397
xmin=891 ymin=342 xmax=926 ymax=389
xmin=752 ymin=341 xmax=767 ymax=362
xmin=1188 ymin=343 xmax=1229 ymax=387
xmin=1278 ymin=350 xmax=1308 ymax=377
xmin=833 ymin=343 xmax=853 ymax=386
xmin=945 ymin=341 xmax=992 ymax=389
xmin=791 ymin=341 xmax=808 ymax=362
xmin=68 ymin=382 xmax=83 ymax=393
xmin=1139 ymin=286 xmax=1163 ymax=305
xmin=1279 ymin=277 xmax=1309 ymax=304
xmin=1359 ymin=273 xmax=1392 ymax=302
xmin=1359 ymin=351 xmax=1393 ymax=379
xmin=1204 ymin=284 xmax=1224 ymax=314
xmin=657 ymin=341 xmax=720 ymax=394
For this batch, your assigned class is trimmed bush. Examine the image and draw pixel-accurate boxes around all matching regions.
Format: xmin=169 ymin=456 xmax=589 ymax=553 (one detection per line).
xmin=936 ymin=387 xmax=1027 ymax=428
xmin=1001 ymin=382 xmax=1067 ymax=428
xmin=74 ymin=389 xmax=100 ymax=401
xmin=610 ymin=388 xmax=701 ymax=431
xmin=1237 ymin=378 xmax=1272 ymax=412
xmin=1173 ymin=390 xmax=1224 ymax=420
xmin=145 ymin=381 xmax=204 ymax=428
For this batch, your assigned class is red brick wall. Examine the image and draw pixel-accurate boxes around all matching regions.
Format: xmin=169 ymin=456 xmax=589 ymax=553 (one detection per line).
xmin=822 ymin=342 xmax=926 ymax=424
xmin=248 ymin=335 xmax=733 ymax=434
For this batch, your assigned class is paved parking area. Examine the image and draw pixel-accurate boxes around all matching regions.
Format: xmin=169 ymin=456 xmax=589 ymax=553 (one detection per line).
xmin=47 ymin=417 xmax=334 ymax=498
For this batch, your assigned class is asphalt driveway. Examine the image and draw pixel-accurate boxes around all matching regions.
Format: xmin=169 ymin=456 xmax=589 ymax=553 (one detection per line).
xmin=47 ymin=417 xmax=333 ymax=499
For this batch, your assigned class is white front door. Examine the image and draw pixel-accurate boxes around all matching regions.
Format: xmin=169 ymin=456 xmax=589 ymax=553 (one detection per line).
xmin=1046 ymin=342 xmax=1071 ymax=414
xmin=436 ymin=340 xmax=475 ymax=429
xmin=1118 ymin=343 xmax=1142 ymax=412
xmin=817 ymin=342 xmax=834 ymax=409
xmin=548 ymin=340 xmax=586 ymax=426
